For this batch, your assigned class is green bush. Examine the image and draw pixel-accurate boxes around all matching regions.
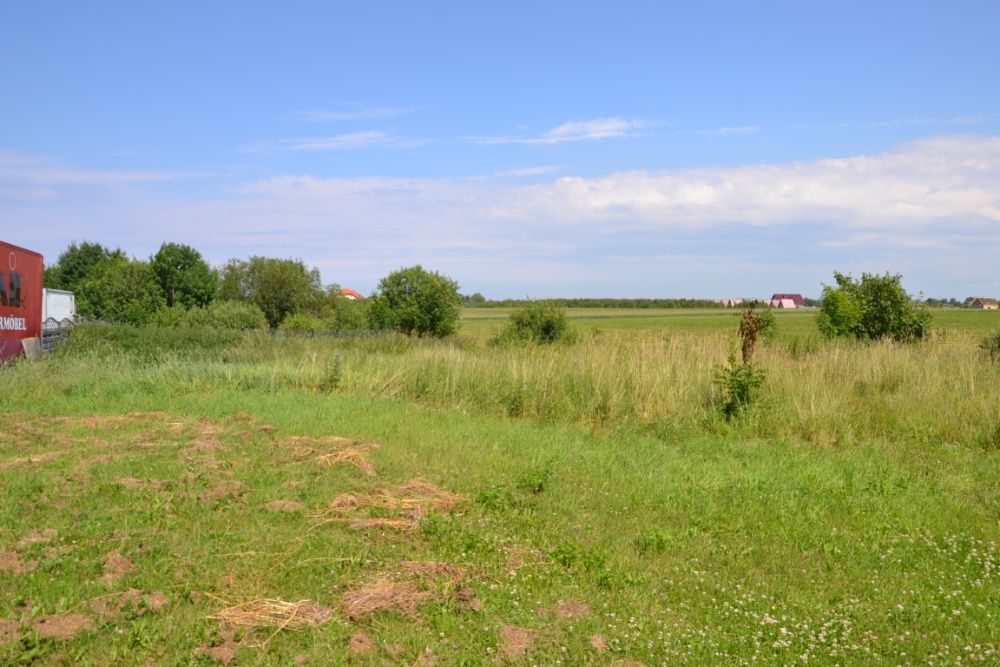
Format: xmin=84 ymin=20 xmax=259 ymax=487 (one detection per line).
xmin=323 ymin=297 xmax=372 ymax=330
xmin=494 ymin=301 xmax=573 ymax=345
xmin=150 ymin=300 xmax=268 ymax=330
xmin=279 ymin=312 xmax=322 ymax=333
xmin=818 ymin=272 xmax=932 ymax=342
xmin=714 ymin=355 xmax=767 ymax=419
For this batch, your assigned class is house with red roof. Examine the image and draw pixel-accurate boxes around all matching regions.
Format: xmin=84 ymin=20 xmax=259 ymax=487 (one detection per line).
xmin=770 ymin=293 xmax=805 ymax=307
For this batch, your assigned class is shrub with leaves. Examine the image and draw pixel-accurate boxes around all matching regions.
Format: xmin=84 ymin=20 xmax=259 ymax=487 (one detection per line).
xmin=818 ymin=271 xmax=931 ymax=342
xmin=714 ymin=306 xmax=768 ymax=419
xmin=714 ymin=355 xmax=767 ymax=419
xmin=494 ymin=301 xmax=573 ymax=345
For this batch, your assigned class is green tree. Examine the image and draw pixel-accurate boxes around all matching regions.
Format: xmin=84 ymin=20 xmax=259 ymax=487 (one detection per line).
xmin=44 ymin=241 xmax=126 ymax=291
xmin=372 ymin=265 xmax=461 ymax=337
xmin=150 ymin=242 xmax=218 ymax=308
xmin=75 ymin=259 xmax=166 ymax=325
xmin=217 ymin=256 xmax=323 ymax=328
xmin=817 ymin=272 xmax=931 ymax=342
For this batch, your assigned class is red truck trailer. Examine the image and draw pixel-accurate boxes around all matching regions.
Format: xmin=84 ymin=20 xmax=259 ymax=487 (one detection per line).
xmin=0 ymin=241 xmax=43 ymax=361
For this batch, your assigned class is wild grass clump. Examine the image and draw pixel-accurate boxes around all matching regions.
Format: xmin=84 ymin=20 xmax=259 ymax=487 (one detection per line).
xmin=980 ymin=329 xmax=1000 ymax=362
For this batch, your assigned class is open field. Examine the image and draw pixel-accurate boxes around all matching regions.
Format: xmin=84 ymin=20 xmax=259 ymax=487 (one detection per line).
xmin=2 ymin=309 xmax=999 ymax=665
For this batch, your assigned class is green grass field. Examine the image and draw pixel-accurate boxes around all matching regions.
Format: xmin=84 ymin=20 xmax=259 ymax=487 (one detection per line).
xmin=2 ymin=309 xmax=999 ymax=665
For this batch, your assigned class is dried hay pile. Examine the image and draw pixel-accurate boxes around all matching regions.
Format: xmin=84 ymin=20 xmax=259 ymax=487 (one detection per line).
xmin=311 ymin=479 xmax=465 ymax=531
xmin=210 ymin=599 xmax=333 ymax=630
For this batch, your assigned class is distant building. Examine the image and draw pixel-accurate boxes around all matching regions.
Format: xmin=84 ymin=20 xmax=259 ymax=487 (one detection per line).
xmin=720 ymin=298 xmax=744 ymax=307
xmin=970 ymin=297 xmax=999 ymax=310
xmin=340 ymin=288 xmax=365 ymax=301
xmin=770 ymin=293 xmax=805 ymax=307
xmin=768 ymin=298 xmax=797 ymax=309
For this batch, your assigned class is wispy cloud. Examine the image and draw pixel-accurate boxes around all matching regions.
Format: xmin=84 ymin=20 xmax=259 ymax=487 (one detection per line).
xmin=791 ymin=113 xmax=1000 ymax=131
xmin=287 ymin=104 xmax=418 ymax=122
xmin=678 ymin=126 xmax=760 ymax=138
xmin=493 ymin=165 xmax=566 ymax=177
xmin=0 ymin=151 xmax=199 ymax=200
xmin=243 ymin=131 xmax=427 ymax=153
xmin=473 ymin=117 xmax=653 ymax=145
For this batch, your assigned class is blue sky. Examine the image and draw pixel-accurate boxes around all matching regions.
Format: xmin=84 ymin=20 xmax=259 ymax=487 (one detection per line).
xmin=2 ymin=1 xmax=999 ymax=298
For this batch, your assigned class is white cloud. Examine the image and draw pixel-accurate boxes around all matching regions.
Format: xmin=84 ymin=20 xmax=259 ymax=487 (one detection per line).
xmin=6 ymin=135 xmax=1000 ymax=297
xmin=474 ymin=117 xmax=653 ymax=145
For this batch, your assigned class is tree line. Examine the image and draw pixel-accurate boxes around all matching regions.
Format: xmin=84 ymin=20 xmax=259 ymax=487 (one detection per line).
xmin=43 ymin=241 xmax=463 ymax=336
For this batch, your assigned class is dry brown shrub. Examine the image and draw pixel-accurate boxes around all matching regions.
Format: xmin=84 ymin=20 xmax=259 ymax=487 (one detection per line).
xmin=341 ymin=580 xmax=435 ymax=619
xmin=210 ymin=599 xmax=333 ymax=630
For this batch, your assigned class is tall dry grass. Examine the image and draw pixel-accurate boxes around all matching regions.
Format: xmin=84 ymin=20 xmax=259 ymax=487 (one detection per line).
xmin=19 ymin=326 xmax=996 ymax=451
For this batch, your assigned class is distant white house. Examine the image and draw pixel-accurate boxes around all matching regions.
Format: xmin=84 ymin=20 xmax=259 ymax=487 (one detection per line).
xmin=970 ymin=297 xmax=998 ymax=310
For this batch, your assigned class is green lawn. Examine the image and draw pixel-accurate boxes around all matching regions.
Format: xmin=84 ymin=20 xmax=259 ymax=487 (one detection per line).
xmin=1 ymin=315 xmax=999 ymax=665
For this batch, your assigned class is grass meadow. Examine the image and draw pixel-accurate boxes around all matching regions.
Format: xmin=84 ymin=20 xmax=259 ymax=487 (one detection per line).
xmin=1 ymin=308 xmax=999 ymax=665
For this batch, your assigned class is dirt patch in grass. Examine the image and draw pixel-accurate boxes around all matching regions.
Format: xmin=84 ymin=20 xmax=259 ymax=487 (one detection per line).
xmin=499 ymin=625 xmax=534 ymax=659
xmin=199 ymin=480 xmax=247 ymax=505
xmin=89 ymin=588 xmax=143 ymax=617
xmin=146 ymin=590 xmax=168 ymax=611
xmin=117 ymin=476 xmax=165 ymax=491
xmin=195 ymin=627 xmax=240 ymax=665
xmin=0 ymin=618 xmax=19 ymax=644
xmin=590 ymin=634 xmax=608 ymax=653
xmin=452 ymin=587 xmax=482 ymax=612
xmin=0 ymin=552 xmax=37 ymax=575
xmin=398 ymin=561 xmax=467 ymax=583
xmin=100 ymin=551 xmax=136 ymax=585
xmin=348 ymin=630 xmax=375 ymax=654
xmin=5 ymin=451 xmax=59 ymax=467
xmin=15 ymin=528 xmax=57 ymax=549
xmin=264 ymin=500 xmax=304 ymax=513
xmin=540 ymin=601 xmax=591 ymax=619
xmin=30 ymin=614 xmax=95 ymax=641
xmin=183 ymin=438 xmax=229 ymax=455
